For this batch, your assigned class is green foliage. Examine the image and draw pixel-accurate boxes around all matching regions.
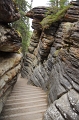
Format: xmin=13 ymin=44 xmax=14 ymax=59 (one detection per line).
xmin=41 ymin=5 xmax=70 ymax=29
xmin=41 ymin=0 xmax=70 ymax=29
xmin=47 ymin=0 xmax=69 ymax=17
xmin=12 ymin=0 xmax=31 ymax=56
xmin=49 ymin=0 xmax=69 ymax=7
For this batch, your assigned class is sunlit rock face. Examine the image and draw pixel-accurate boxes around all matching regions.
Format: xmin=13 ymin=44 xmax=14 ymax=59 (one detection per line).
xmin=22 ymin=1 xmax=79 ymax=120
xmin=0 ymin=0 xmax=22 ymax=114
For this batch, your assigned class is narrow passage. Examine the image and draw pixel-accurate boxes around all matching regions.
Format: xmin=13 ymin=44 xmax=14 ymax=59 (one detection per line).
xmin=0 ymin=74 xmax=47 ymax=120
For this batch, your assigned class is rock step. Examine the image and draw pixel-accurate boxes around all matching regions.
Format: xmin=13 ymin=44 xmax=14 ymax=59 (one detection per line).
xmin=0 ymin=74 xmax=47 ymax=120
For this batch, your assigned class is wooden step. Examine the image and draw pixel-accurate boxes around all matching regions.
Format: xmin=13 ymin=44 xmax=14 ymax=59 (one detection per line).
xmin=6 ymin=96 xmax=47 ymax=104
xmin=0 ymin=110 xmax=45 ymax=120
xmin=1 ymin=106 xmax=47 ymax=116
xmin=4 ymin=100 xmax=47 ymax=109
xmin=0 ymin=74 xmax=47 ymax=120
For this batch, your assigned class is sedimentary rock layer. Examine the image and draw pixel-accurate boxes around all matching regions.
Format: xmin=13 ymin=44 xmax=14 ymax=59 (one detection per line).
xmin=0 ymin=52 xmax=22 ymax=114
xmin=0 ymin=25 xmax=22 ymax=52
xmin=0 ymin=0 xmax=22 ymax=114
xmin=26 ymin=6 xmax=48 ymax=19
xmin=0 ymin=53 xmax=22 ymax=77
xmin=22 ymin=1 xmax=79 ymax=120
xmin=0 ymin=0 xmax=20 ymax=23
xmin=0 ymin=75 xmax=17 ymax=114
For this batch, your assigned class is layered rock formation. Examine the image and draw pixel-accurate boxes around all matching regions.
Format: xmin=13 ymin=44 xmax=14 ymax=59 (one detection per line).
xmin=0 ymin=0 xmax=22 ymax=114
xmin=0 ymin=0 xmax=20 ymax=23
xmin=22 ymin=1 xmax=79 ymax=120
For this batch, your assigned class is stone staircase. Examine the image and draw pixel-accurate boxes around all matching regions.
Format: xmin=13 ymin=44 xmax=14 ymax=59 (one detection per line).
xmin=0 ymin=74 xmax=47 ymax=120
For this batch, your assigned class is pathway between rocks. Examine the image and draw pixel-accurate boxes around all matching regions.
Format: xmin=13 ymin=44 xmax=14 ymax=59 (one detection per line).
xmin=0 ymin=74 xmax=47 ymax=120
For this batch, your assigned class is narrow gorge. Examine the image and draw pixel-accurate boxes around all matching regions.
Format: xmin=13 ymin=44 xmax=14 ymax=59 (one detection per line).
xmin=0 ymin=0 xmax=79 ymax=120
xmin=22 ymin=1 xmax=79 ymax=120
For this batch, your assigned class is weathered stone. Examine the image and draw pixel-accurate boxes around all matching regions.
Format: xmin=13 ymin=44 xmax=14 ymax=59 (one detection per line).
xmin=71 ymin=1 xmax=79 ymax=6
xmin=31 ymin=30 xmax=41 ymax=41
xmin=32 ymin=19 xmax=42 ymax=30
xmin=0 ymin=75 xmax=17 ymax=114
xmin=68 ymin=89 xmax=79 ymax=113
xmin=45 ymin=92 xmax=79 ymax=120
xmin=64 ymin=1 xmax=79 ymax=22
xmin=31 ymin=64 xmax=49 ymax=90
xmin=26 ymin=6 xmax=48 ymax=19
xmin=48 ymin=63 xmax=66 ymax=103
xmin=44 ymin=103 xmax=64 ymax=120
xmin=0 ymin=64 xmax=21 ymax=90
xmin=28 ymin=46 xmax=35 ymax=53
xmin=21 ymin=30 xmax=40 ymax=78
xmin=0 ymin=25 xmax=22 ymax=52
xmin=0 ymin=0 xmax=22 ymax=114
xmin=22 ymin=2 xmax=79 ymax=120
xmin=0 ymin=0 xmax=20 ymax=23
xmin=0 ymin=53 xmax=22 ymax=77
xmin=55 ymin=93 xmax=79 ymax=120
xmin=37 ymin=25 xmax=58 ymax=61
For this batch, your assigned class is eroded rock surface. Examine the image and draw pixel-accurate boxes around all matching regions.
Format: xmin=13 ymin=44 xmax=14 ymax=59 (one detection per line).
xmin=0 ymin=0 xmax=20 ymax=23
xmin=22 ymin=1 xmax=79 ymax=120
xmin=0 ymin=0 xmax=22 ymax=114
xmin=0 ymin=25 xmax=22 ymax=52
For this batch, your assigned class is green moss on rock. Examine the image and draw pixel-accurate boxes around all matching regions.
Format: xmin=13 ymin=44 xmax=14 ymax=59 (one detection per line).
xmin=41 ymin=5 xmax=71 ymax=29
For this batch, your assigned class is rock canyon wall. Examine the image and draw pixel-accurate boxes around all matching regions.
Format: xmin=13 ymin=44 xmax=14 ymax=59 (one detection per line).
xmin=22 ymin=1 xmax=79 ymax=120
xmin=0 ymin=0 xmax=22 ymax=113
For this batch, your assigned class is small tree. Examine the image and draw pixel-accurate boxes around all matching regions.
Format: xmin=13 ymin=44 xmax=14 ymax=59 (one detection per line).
xmin=12 ymin=0 xmax=31 ymax=56
xmin=41 ymin=0 xmax=70 ymax=29
xmin=49 ymin=0 xmax=69 ymax=10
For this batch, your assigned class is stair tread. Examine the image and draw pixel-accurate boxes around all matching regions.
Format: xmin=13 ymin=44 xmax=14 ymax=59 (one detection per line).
xmin=12 ymin=89 xmax=43 ymax=92
xmin=5 ymin=99 xmax=46 ymax=106
xmin=1 ymin=106 xmax=47 ymax=116
xmin=1 ymin=109 xmax=45 ymax=117
xmin=8 ymin=93 xmax=46 ymax=98
xmin=0 ymin=111 xmax=44 ymax=120
xmin=11 ymin=91 xmax=45 ymax=95
xmin=3 ymin=103 xmax=47 ymax=111
xmin=0 ymin=74 xmax=47 ymax=120
xmin=4 ymin=101 xmax=47 ymax=109
xmin=7 ymin=95 xmax=47 ymax=102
